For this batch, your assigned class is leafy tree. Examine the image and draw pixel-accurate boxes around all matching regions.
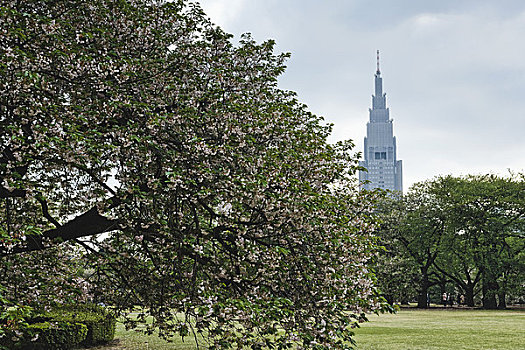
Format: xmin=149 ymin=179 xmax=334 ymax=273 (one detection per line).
xmin=0 ymin=0 xmax=384 ymax=348
xmin=376 ymin=175 xmax=525 ymax=309
xmin=373 ymin=253 xmax=420 ymax=306
xmin=503 ymin=236 xmax=525 ymax=304
xmin=375 ymin=190 xmax=447 ymax=308
xmin=0 ymin=245 xmax=89 ymax=306
xmin=433 ymin=174 xmax=525 ymax=309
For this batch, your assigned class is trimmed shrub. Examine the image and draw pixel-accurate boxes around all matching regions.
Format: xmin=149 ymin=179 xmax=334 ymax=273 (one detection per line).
xmin=41 ymin=304 xmax=116 ymax=346
xmin=0 ymin=304 xmax=116 ymax=350
xmin=0 ymin=321 xmax=88 ymax=350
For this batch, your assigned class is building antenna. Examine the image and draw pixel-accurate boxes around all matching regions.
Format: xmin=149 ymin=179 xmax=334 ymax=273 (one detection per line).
xmin=376 ymin=50 xmax=380 ymax=73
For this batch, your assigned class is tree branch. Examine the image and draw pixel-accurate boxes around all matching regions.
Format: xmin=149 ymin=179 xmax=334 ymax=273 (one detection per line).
xmin=0 ymin=186 xmax=26 ymax=198
xmin=35 ymin=192 xmax=61 ymax=228
xmin=44 ymin=206 xmax=119 ymax=241
xmin=2 ymin=203 xmax=119 ymax=256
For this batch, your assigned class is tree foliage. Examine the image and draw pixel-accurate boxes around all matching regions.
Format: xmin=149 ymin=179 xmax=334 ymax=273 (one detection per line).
xmin=375 ymin=174 xmax=525 ymax=309
xmin=0 ymin=0 xmax=384 ymax=348
xmin=434 ymin=174 xmax=525 ymax=308
xmin=374 ymin=190 xmax=447 ymax=308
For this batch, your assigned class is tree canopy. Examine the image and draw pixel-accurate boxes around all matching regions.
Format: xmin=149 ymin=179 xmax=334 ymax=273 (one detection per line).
xmin=0 ymin=0 xmax=384 ymax=348
xmin=375 ymin=174 xmax=525 ymax=309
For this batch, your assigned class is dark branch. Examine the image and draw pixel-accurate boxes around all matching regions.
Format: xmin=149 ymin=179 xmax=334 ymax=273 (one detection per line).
xmin=2 ymin=204 xmax=119 ymax=256
xmin=0 ymin=186 xmax=26 ymax=198
xmin=44 ymin=206 xmax=119 ymax=241
xmin=35 ymin=193 xmax=61 ymax=228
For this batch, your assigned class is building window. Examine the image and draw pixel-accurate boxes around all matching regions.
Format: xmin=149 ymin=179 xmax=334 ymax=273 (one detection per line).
xmin=374 ymin=152 xmax=387 ymax=160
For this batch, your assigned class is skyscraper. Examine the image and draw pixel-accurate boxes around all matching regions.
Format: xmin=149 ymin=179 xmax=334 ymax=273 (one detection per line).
xmin=359 ymin=51 xmax=402 ymax=193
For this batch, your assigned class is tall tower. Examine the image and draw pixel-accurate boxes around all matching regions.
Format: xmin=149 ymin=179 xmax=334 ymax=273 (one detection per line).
xmin=359 ymin=51 xmax=403 ymax=192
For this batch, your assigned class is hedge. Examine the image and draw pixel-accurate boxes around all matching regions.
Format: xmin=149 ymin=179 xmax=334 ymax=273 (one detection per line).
xmin=0 ymin=304 xmax=116 ymax=350
xmin=0 ymin=321 xmax=87 ymax=350
xmin=44 ymin=304 xmax=116 ymax=346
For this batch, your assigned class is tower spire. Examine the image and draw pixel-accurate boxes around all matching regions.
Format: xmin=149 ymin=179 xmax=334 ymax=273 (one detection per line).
xmin=376 ymin=50 xmax=380 ymax=74
xmin=359 ymin=51 xmax=403 ymax=193
xmin=373 ymin=50 xmax=384 ymax=103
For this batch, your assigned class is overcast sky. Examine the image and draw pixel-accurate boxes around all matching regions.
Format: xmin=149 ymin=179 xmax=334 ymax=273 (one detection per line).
xmin=198 ymin=0 xmax=525 ymax=190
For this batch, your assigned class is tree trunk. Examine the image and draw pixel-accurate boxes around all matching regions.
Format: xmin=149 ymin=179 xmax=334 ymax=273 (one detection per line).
xmin=464 ymin=285 xmax=475 ymax=307
xmin=482 ymin=280 xmax=498 ymax=309
xmin=497 ymin=291 xmax=507 ymax=309
xmin=417 ymin=291 xmax=428 ymax=308
xmin=417 ymin=271 xmax=430 ymax=308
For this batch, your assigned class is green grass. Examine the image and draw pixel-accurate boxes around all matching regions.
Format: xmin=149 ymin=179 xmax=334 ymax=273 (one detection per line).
xmin=87 ymin=308 xmax=525 ymax=349
xmin=353 ymin=308 xmax=525 ymax=350
xmin=85 ymin=321 xmax=199 ymax=350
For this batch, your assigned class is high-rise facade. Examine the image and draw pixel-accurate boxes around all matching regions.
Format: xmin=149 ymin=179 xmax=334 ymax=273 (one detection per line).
xmin=359 ymin=52 xmax=402 ymax=192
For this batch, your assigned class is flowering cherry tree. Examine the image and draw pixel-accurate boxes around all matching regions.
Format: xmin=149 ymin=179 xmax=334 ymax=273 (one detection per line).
xmin=1 ymin=0 xmax=384 ymax=348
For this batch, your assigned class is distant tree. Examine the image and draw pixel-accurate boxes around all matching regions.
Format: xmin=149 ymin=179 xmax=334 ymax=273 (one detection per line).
xmin=375 ymin=190 xmax=448 ymax=308
xmin=373 ymin=253 xmax=420 ymax=306
xmin=0 ymin=0 xmax=384 ymax=348
xmin=410 ymin=177 xmax=483 ymax=307
xmin=376 ymin=175 xmax=525 ymax=309
xmin=432 ymin=228 xmax=482 ymax=307
xmin=432 ymin=174 xmax=525 ymax=309
xmin=501 ymin=235 xmax=525 ymax=304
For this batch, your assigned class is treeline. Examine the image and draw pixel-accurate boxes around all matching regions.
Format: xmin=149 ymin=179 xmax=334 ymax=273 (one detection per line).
xmin=374 ymin=174 xmax=525 ymax=309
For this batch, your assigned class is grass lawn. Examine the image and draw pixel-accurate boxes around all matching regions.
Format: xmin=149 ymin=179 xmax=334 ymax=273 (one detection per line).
xmin=85 ymin=322 xmax=198 ymax=350
xmin=89 ymin=308 xmax=524 ymax=349
xmin=353 ymin=308 xmax=525 ymax=350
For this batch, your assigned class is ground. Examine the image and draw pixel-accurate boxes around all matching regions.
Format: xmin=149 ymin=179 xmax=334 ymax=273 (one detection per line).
xmin=86 ymin=307 xmax=525 ymax=349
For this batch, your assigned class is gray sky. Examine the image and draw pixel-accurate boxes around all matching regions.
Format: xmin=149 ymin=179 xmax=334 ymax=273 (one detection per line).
xmin=198 ymin=0 xmax=525 ymax=190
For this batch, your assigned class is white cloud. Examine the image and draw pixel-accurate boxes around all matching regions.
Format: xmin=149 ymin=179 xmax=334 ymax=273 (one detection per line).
xmin=198 ymin=0 xmax=247 ymax=28
xmin=196 ymin=0 xmax=525 ymax=189
xmin=413 ymin=13 xmax=444 ymax=27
